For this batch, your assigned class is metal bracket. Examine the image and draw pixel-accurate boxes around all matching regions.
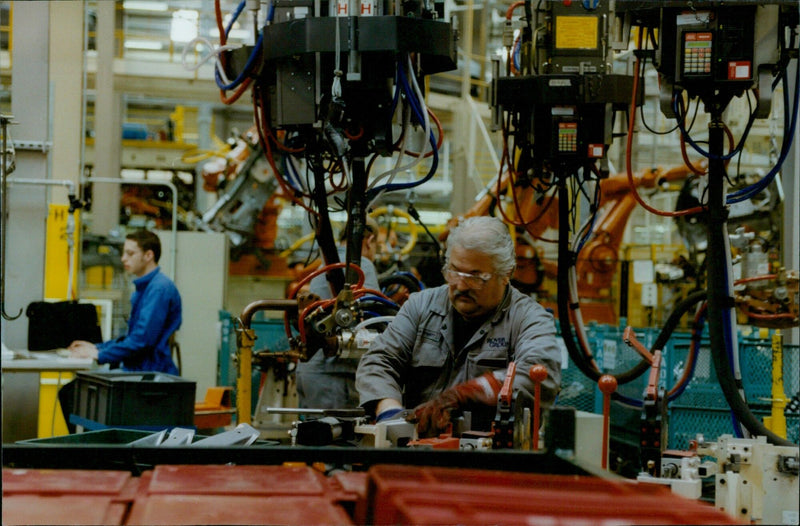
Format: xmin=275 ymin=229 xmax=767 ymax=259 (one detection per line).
xmin=12 ymin=140 xmax=52 ymax=152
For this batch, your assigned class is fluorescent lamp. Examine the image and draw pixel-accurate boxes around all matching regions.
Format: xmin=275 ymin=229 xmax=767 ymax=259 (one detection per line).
xmin=226 ymin=28 xmax=251 ymax=41
xmin=122 ymin=1 xmax=168 ymax=12
xmin=124 ymin=40 xmax=164 ymax=51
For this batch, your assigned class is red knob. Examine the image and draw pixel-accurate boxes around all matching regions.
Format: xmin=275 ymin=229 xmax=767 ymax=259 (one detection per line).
xmin=598 ymin=374 xmax=618 ymax=394
xmin=529 ymin=364 xmax=548 ymax=383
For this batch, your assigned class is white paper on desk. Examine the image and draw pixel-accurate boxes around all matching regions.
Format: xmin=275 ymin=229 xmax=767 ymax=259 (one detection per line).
xmin=1 ymin=341 xmax=13 ymax=360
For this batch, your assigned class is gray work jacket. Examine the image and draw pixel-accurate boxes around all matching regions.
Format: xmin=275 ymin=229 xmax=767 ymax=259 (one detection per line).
xmin=356 ymin=284 xmax=562 ymax=412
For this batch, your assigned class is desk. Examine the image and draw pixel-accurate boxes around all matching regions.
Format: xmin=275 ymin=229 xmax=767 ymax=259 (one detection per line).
xmin=2 ymin=350 xmax=95 ymax=443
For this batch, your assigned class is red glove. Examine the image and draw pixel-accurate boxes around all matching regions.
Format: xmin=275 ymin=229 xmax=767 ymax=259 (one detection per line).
xmin=410 ymin=372 xmax=503 ymax=437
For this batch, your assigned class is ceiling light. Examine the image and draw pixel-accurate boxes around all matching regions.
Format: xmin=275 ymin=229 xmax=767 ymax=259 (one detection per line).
xmin=122 ymin=1 xmax=169 ymax=12
xmin=171 ymin=9 xmax=199 ymax=43
xmin=124 ymin=40 xmax=164 ymax=51
xmin=226 ymin=28 xmax=250 ymax=41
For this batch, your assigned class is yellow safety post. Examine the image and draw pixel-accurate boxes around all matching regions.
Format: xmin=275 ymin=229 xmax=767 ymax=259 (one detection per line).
xmin=236 ymin=325 xmax=256 ymax=425
xmin=44 ymin=204 xmax=80 ymax=299
xmin=763 ymin=330 xmax=787 ymax=438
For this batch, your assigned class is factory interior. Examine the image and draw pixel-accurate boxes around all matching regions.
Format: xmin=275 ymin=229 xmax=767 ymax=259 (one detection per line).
xmin=1 ymin=0 xmax=799 ymax=524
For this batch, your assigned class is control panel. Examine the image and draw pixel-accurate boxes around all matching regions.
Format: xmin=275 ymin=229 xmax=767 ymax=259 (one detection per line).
xmin=681 ymin=31 xmax=713 ymax=77
xmin=657 ymin=6 xmax=758 ymax=93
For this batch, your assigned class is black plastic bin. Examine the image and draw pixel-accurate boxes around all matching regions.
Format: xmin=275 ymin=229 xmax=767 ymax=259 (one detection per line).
xmin=15 ymin=428 xmax=155 ymax=446
xmin=72 ymin=371 xmax=196 ymax=429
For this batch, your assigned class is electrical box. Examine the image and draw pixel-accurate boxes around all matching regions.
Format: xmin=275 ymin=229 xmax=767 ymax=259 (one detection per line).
xmin=531 ymin=98 xmax=614 ymax=163
xmin=267 ymin=0 xmax=318 ymax=127
xmin=656 ymin=6 xmax=758 ymax=93
xmin=547 ymin=1 xmax=614 ymax=74
xmin=272 ymin=55 xmax=317 ymax=127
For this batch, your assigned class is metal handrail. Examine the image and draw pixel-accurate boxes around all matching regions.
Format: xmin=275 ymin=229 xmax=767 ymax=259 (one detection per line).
xmin=465 ymin=95 xmax=501 ymax=188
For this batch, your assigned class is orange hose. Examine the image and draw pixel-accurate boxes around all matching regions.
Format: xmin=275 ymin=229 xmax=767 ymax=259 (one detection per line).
xmin=506 ymin=1 xmax=525 ymax=19
xmin=626 ymin=32 xmax=705 ymax=218
xmin=735 ymin=274 xmax=777 ymax=285
xmin=252 ymin=90 xmax=316 ymax=213
xmin=285 ymin=262 xmax=367 ymax=340
xmin=666 ymin=302 xmax=705 ymax=398
xmin=215 ymin=0 xmax=253 ymax=105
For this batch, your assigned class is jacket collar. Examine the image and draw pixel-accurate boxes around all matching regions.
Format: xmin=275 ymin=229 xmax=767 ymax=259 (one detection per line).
xmin=133 ymin=267 xmax=160 ymax=290
xmin=489 ymin=286 xmax=512 ymax=325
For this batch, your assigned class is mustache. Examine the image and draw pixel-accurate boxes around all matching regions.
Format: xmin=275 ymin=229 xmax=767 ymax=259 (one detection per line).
xmin=454 ymin=290 xmax=475 ymax=301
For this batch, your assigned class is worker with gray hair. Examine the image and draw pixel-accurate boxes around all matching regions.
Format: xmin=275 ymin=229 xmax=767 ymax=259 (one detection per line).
xmin=356 ymin=216 xmax=561 ymax=436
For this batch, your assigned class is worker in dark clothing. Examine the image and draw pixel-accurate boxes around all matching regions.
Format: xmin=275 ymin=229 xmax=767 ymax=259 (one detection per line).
xmin=356 ymin=216 xmax=561 ymax=436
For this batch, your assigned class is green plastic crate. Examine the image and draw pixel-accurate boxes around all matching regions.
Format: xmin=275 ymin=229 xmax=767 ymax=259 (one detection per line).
xmin=668 ymin=406 xmax=799 ymax=450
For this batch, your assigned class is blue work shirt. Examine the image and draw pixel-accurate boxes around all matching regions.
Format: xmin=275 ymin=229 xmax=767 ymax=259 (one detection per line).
xmin=97 ymin=267 xmax=182 ymax=375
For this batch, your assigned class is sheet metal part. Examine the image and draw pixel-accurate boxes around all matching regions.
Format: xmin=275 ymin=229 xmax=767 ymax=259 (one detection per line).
xmin=190 ymin=424 xmax=261 ymax=447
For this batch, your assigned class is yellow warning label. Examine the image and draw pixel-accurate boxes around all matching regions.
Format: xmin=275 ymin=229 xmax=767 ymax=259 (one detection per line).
xmin=555 ymin=16 xmax=598 ymax=50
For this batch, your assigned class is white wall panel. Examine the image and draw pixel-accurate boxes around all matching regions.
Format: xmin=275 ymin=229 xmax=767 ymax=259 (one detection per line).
xmin=158 ymin=231 xmax=228 ymax=401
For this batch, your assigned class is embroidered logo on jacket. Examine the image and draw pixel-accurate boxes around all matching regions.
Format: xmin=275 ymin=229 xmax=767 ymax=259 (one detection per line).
xmin=486 ymin=337 xmax=508 ymax=349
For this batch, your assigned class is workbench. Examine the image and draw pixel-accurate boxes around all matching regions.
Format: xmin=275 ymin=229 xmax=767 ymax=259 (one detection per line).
xmin=1 ymin=349 xmax=95 ymax=443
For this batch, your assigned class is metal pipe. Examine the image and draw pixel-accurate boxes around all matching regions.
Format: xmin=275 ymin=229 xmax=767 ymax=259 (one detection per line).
xmin=6 ymin=177 xmax=76 ymax=196
xmin=79 ymin=0 xmax=90 ymax=198
xmin=0 ymin=114 xmax=21 ymax=320
xmin=263 ymin=407 xmax=365 ymax=417
xmin=236 ymin=299 xmax=298 ymax=424
xmin=240 ymin=299 xmax=297 ymax=327
xmin=460 ymin=0 xmax=474 ymax=100
xmin=85 ymin=177 xmax=178 ymax=280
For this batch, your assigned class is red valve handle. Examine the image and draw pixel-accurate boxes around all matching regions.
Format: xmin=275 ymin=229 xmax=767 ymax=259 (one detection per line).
xmin=598 ymin=374 xmax=618 ymax=470
xmin=529 ymin=365 xmax=548 ymax=450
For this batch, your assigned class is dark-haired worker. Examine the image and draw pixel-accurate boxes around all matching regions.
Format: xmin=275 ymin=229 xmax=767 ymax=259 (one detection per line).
xmin=69 ymin=229 xmax=181 ymax=375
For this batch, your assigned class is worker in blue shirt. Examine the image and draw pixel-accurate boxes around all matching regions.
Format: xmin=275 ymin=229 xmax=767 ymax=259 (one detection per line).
xmin=69 ymin=229 xmax=182 ymax=375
